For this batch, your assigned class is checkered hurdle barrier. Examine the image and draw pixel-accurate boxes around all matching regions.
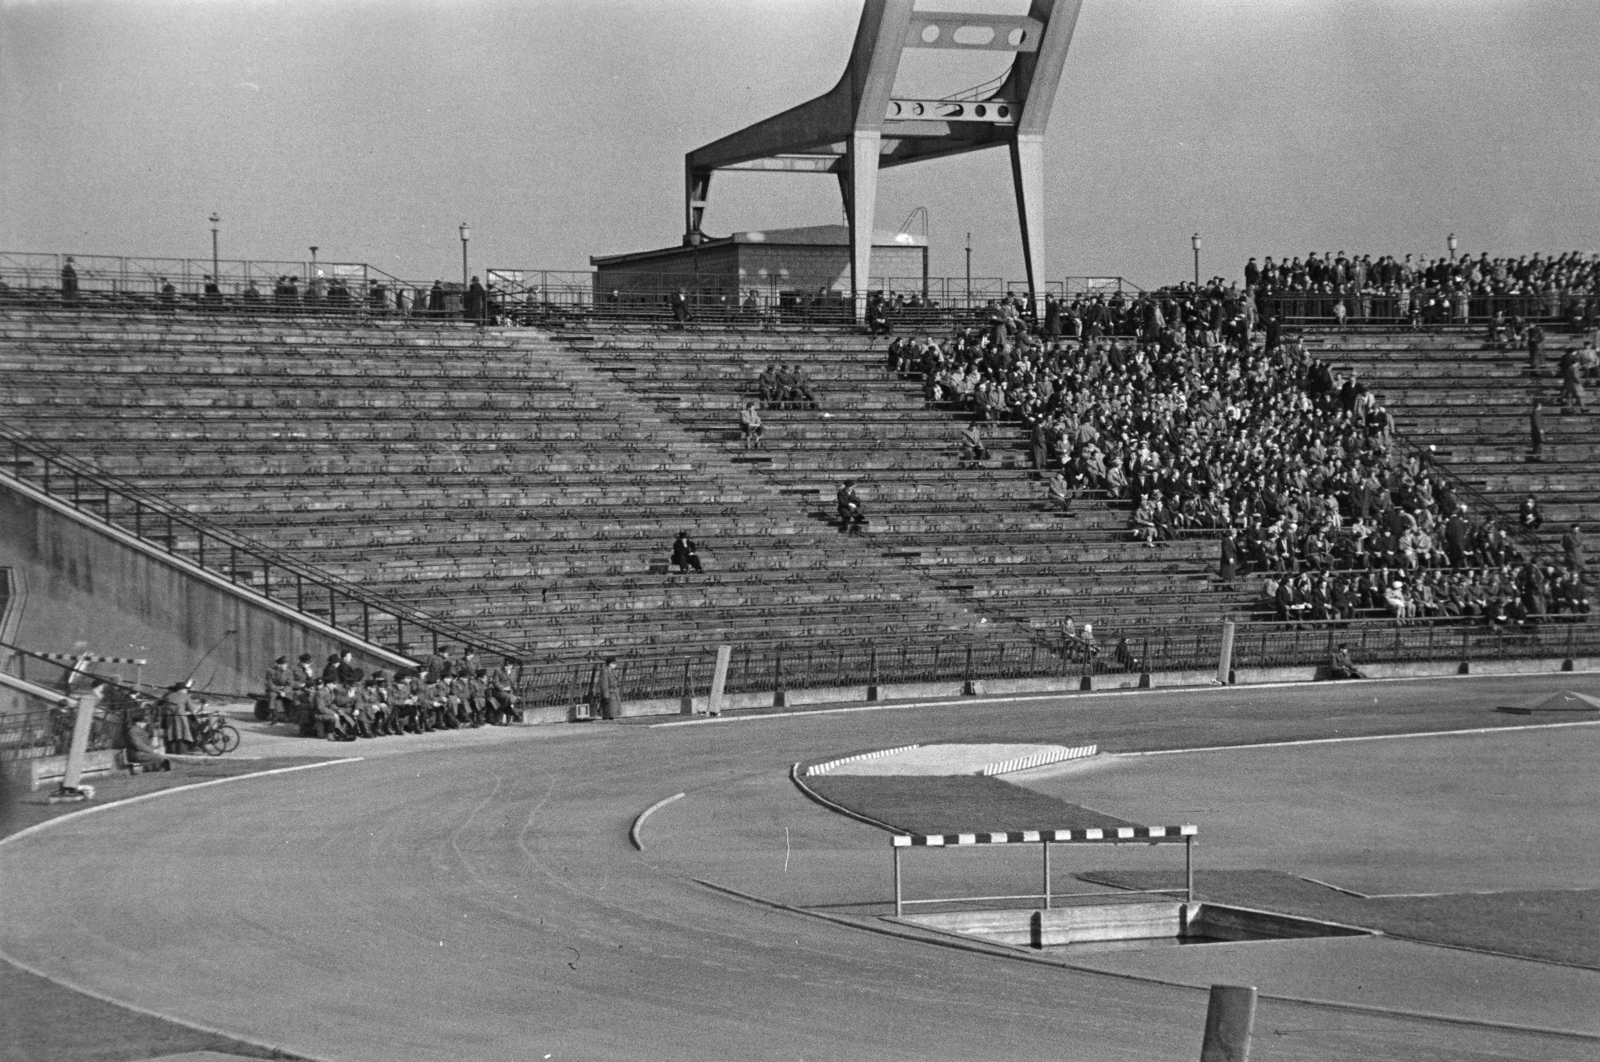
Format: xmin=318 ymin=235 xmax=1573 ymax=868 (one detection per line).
xmin=38 ymin=651 xmax=148 ymax=690
xmin=891 ymin=824 xmax=1196 ymax=846
xmin=979 ymin=744 xmax=1097 ymax=776
xmin=40 ymin=652 xmax=149 ymax=665
xmin=890 ymin=824 xmax=1199 ymax=916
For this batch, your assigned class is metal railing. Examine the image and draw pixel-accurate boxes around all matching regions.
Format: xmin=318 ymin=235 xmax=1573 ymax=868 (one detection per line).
xmin=0 ymin=426 xmax=523 ymax=665
xmin=1261 ymin=290 xmax=1598 ymax=328
xmin=511 ymin=613 xmax=1596 ymax=709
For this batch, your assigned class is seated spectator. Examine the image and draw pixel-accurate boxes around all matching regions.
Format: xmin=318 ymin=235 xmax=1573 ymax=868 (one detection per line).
xmin=836 ymin=480 xmax=867 ymax=535
xmin=1327 ymin=643 xmax=1366 ymax=680
xmin=122 ymin=708 xmax=172 ymax=773
xmin=487 ymin=662 xmax=521 ymax=725
xmin=959 ymin=423 xmax=989 ymax=467
xmin=1046 ymin=470 xmax=1073 ymax=514
xmin=739 ymin=402 xmax=764 ymax=451
xmin=788 ymin=364 xmax=819 ymax=409
xmin=1113 ymin=636 xmax=1141 ymax=673
xmin=671 ymin=531 xmax=704 ymax=573
xmin=757 ymin=364 xmax=781 ymax=407
xmin=309 ymin=679 xmax=356 ymax=741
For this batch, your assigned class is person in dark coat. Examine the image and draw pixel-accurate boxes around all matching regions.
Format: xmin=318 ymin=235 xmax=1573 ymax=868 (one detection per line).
xmin=60 ymin=257 xmax=79 ymax=304
xmin=1218 ymin=528 xmax=1238 ymax=585
xmin=1444 ymin=508 xmax=1471 ymax=569
xmin=671 ymin=531 xmax=703 ymax=573
xmin=464 ymin=275 xmax=487 ymax=323
xmin=595 ymin=657 xmax=623 ymax=720
xmin=158 ymin=681 xmax=195 ymax=753
xmin=1328 ymin=643 xmax=1365 ymax=680
xmin=836 ymin=480 xmax=867 ymax=534
xmin=1530 ymin=399 xmax=1544 ymax=459
xmin=1563 ymin=524 xmax=1587 ymax=579
xmin=1519 ymin=495 xmax=1544 ymax=533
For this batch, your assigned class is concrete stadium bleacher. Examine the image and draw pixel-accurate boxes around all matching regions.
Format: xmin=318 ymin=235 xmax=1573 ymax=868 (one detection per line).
xmin=0 ymin=308 xmax=1260 ymax=661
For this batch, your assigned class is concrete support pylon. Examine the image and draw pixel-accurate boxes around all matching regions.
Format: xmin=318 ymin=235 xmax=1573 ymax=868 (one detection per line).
xmin=1009 ymin=133 xmax=1047 ymax=318
xmin=847 ymin=131 xmax=882 ymax=323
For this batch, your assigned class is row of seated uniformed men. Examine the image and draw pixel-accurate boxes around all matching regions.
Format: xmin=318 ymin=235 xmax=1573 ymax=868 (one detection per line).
xmin=263 ymin=653 xmax=521 ymax=740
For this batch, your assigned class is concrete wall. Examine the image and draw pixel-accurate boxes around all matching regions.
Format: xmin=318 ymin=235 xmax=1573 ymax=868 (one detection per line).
xmin=0 ymin=477 xmax=413 ymax=697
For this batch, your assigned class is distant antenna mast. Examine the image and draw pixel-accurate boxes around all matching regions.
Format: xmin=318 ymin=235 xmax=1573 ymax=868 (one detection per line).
xmin=897 ymin=207 xmax=929 ymax=238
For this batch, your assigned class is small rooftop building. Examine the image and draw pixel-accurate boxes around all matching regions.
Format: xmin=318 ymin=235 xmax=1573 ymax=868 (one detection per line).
xmin=590 ymin=224 xmax=928 ymax=311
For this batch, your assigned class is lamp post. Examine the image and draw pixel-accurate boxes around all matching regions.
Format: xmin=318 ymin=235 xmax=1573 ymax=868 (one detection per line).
xmin=964 ymin=231 xmax=972 ymax=306
xmin=1447 ymin=232 xmax=1458 ymax=261
xmin=309 ymin=246 xmax=318 ymax=276
xmin=1192 ymin=232 xmax=1202 ymax=288
xmin=208 ymin=213 xmax=220 ymax=284
xmin=459 ymin=223 xmax=470 ymax=290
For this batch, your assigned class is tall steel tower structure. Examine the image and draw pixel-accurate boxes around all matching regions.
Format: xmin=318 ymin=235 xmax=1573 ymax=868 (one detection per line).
xmin=684 ymin=0 xmax=1083 ymax=320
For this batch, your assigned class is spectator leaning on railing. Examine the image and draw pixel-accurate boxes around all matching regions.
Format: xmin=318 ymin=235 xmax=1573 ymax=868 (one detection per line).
xmin=1245 ymin=250 xmax=1599 ymax=329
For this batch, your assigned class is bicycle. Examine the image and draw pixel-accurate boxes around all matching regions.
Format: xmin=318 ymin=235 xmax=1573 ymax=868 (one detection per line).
xmin=188 ymin=707 xmax=241 ymax=756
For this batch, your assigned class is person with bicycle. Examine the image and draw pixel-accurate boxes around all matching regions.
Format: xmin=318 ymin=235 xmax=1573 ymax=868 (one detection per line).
xmin=158 ymin=681 xmax=197 ymax=753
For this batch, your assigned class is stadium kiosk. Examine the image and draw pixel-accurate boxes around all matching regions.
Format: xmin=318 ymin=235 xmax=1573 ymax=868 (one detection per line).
xmin=890 ymin=823 xmax=1198 ymax=918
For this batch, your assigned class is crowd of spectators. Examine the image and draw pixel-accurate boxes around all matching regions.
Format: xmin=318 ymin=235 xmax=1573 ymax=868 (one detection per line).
xmin=261 ymin=647 xmax=521 ymax=741
xmin=1245 ymin=250 xmax=1600 ymax=331
xmin=882 ymin=278 xmax=1591 ymax=628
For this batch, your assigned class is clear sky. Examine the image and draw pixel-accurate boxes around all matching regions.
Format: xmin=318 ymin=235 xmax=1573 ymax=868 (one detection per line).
xmin=2 ymin=0 xmax=1597 ymax=288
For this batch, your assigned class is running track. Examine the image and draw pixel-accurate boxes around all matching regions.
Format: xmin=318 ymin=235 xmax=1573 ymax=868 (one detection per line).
xmin=2 ymin=674 xmax=1597 ymax=1061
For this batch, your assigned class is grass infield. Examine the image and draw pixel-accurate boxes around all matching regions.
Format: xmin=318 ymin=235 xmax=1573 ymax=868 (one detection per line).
xmin=1079 ymin=869 xmax=1600 ymax=970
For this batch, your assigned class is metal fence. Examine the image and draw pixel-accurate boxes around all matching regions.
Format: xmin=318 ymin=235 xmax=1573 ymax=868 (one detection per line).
xmin=512 ymin=615 xmax=1597 ymax=709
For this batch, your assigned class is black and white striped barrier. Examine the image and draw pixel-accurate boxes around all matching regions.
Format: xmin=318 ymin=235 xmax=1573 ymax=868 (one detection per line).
xmin=40 ymin=652 xmax=149 ymax=665
xmin=890 ymin=825 xmax=1198 ymax=916
xmin=979 ymin=744 xmax=1097 ymax=775
xmin=892 ymin=824 xmax=1197 ymax=847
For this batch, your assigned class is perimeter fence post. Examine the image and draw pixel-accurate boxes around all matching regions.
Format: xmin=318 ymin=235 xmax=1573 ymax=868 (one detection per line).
xmin=1042 ymin=841 xmax=1052 ymax=910
xmin=893 ymin=844 xmax=903 ymax=917
xmin=1216 ymin=620 xmax=1236 ymax=685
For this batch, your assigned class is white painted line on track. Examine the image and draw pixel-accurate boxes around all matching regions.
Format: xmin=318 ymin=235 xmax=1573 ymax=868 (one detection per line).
xmin=1114 ymin=717 xmax=1600 ymax=758
xmin=0 ymin=757 xmax=363 ymax=851
xmin=0 ymin=757 xmax=362 ymax=1062
xmin=648 ymin=668 xmax=1600 ymax=728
